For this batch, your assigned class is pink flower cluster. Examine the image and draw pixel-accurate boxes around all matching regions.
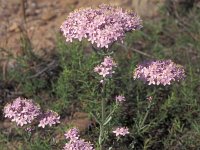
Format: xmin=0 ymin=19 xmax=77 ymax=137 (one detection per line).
xmin=3 ymin=97 xmax=60 ymax=128
xmin=60 ymin=4 xmax=142 ymax=48
xmin=63 ymin=128 xmax=94 ymax=150
xmin=115 ymin=95 xmax=126 ymax=103
xmin=94 ymin=56 xmax=117 ymax=82
xmin=64 ymin=127 xmax=79 ymax=141
xmin=133 ymin=60 xmax=186 ymax=86
xmin=3 ymin=97 xmax=41 ymax=126
xmin=113 ymin=127 xmax=129 ymax=137
xmin=38 ymin=110 xmax=60 ymax=128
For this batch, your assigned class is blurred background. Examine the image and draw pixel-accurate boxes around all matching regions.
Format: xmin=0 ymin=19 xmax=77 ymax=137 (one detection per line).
xmin=0 ymin=0 xmax=199 ymax=62
xmin=0 ymin=0 xmax=163 ymax=53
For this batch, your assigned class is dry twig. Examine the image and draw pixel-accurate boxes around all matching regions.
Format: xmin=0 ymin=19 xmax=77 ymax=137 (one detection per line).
xmin=116 ymin=43 xmax=155 ymax=58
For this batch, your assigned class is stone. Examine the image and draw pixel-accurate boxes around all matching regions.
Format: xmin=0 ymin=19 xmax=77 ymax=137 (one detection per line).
xmin=70 ymin=112 xmax=93 ymax=132
xmin=41 ymin=10 xmax=56 ymax=21
xmin=131 ymin=0 xmax=164 ymax=17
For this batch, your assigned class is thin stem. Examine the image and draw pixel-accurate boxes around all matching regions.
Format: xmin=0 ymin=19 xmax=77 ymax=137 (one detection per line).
xmin=139 ymin=102 xmax=152 ymax=129
xmin=99 ymin=82 xmax=106 ymax=150
xmin=102 ymin=98 xmax=105 ymax=127
xmin=116 ymin=43 xmax=154 ymax=58
xmin=99 ymin=97 xmax=105 ymax=150
xmin=104 ymin=105 xmax=117 ymax=125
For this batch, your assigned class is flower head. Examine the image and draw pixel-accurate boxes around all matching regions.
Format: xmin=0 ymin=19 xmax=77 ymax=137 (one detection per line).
xmin=63 ymin=139 xmax=94 ymax=150
xmin=94 ymin=56 xmax=117 ymax=81
xmin=63 ymin=128 xmax=94 ymax=150
xmin=113 ymin=127 xmax=129 ymax=137
xmin=60 ymin=4 xmax=142 ymax=48
xmin=38 ymin=110 xmax=60 ymax=128
xmin=133 ymin=60 xmax=186 ymax=86
xmin=115 ymin=95 xmax=126 ymax=103
xmin=64 ymin=128 xmax=79 ymax=141
xmin=3 ymin=97 xmax=41 ymax=126
xmin=147 ymin=96 xmax=153 ymax=102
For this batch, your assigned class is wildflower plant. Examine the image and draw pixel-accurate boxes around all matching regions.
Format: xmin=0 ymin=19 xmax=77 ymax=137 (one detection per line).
xmin=1 ymin=2 xmax=189 ymax=149
xmin=61 ymin=4 xmax=143 ymax=150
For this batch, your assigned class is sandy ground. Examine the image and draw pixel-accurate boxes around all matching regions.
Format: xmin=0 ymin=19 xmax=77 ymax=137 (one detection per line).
xmin=0 ymin=0 xmax=163 ymax=53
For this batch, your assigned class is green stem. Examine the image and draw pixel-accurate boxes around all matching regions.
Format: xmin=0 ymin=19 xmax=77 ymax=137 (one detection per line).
xmin=140 ymin=102 xmax=152 ymax=129
xmin=99 ymin=82 xmax=107 ymax=150
xmin=99 ymin=97 xmax=105 ymax=150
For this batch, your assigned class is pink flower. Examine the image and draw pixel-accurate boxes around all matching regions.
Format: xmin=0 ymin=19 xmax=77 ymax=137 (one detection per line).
xmin=3 ymin=97 xmax=41 ymax=126
xmin=38 ymin=110 xmax=60 ymax=128
xmin=64 ymin=128 xmax=79 ymax=141
xmin=113 ymin=127 xmax=129 ymax=137
xmin=60 ymin=4 xmax=142 ymax=48
xmin=115 ymin=95 xmax=126 ymax=103
xmin=94 ymin=56 xmax=117 ymax=81
xmin=147 ymin=96 xmax=153 ymax=102
xmin=133 ymin=60 xmax=186 ymax=86
xmin=63 ymin=128 xmax=95 ymax=150
xmin=25 ymin=127 xmax=34 ymax=133
xmin=63 ymin=139 xmax=94 ymax=150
